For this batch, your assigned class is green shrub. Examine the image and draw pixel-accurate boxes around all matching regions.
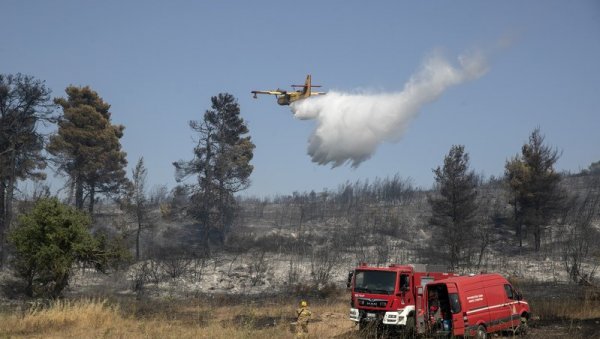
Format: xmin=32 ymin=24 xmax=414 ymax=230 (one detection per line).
xmin=9 ymin=198 xmax=123 ymax=298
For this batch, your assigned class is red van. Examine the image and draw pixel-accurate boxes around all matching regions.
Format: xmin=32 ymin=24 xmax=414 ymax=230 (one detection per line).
xmin=425 ymin=273 xmax=530 ymax=338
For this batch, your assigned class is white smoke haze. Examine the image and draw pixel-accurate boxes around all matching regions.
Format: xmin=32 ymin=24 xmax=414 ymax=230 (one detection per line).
xmin=290 ymin=50 xmax=489 ymax=167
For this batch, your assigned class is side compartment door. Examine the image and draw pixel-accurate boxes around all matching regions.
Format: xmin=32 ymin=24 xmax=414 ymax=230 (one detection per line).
xmin=485 ymin=284 xmax=512 ymax=332
xmin=464 ymin=288 xmax=489 ymax=337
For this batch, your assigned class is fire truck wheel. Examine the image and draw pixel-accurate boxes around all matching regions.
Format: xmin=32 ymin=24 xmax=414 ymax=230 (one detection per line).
xmin=405 ymin=316 xmax=415 ymax=335
xmin=474 ymin=325 xmax=487 ymax=339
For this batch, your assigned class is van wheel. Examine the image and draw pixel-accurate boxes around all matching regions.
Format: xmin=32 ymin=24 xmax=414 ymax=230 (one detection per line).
xmin=516 ymin=316 xmax=529 ymax=335
xmin=474 ymin=325 xmax=487 ymax=339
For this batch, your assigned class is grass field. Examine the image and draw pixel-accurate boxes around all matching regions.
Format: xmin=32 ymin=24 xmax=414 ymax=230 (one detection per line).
xmin=0 ymin=294 xmax=355 ymax=339
xmin=1 ymin=285 xmax=599 ymax=338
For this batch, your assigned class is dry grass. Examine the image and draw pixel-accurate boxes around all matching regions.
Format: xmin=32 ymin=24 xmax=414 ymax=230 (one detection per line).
xmin=530 ymin=286 xmax=600 ymax=320
xmin=0 ymin=296 xmax=356 ymax=339
xmin=1 ymin=286 xmax=598 ymax=338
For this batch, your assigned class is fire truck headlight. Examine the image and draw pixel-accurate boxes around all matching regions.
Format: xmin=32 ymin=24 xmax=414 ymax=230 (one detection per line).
xmin=383 ymin=312 xmax=404 ymax=325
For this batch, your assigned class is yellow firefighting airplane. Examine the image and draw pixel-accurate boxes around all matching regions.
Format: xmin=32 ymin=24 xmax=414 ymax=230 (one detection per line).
xmin=251 ymin=75 xmax=326 ymax=105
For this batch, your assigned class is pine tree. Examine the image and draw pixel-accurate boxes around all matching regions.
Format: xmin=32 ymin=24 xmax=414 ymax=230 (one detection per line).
xmin=48 ymin=86 xmax=128 ymax=213
xmin=429 ymin=145 xmax=479 ymax=270
xmin=505 ymin=128 xmax=563 ymax=251
xmin=0 ymin=73 xmax=54 ymax=265
xmin=174 ymin=93 xmax=254 ymax=249
xmin=505 ymin=157 xmax=530 ymax=247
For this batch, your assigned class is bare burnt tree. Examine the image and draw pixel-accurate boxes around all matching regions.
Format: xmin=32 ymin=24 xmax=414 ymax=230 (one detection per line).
xmin=474 ymin=193 xmax=502 ymax=269
xmin=286 ymin=255 xmax=301 ymax=288
xmin=374 ymin=235 xmax=391 ymax=266
xmin=249 ymin=250 xmax=270 ymax=286
xmin=561 ymin=179 xmax=600 ymax=285
xmin=149 ymin=184 xmax=169 ymax=206
xmin=126 ymin=157 xmax=151 ymax=261
xmin=310 ymin=245 xmax=337 ymax=288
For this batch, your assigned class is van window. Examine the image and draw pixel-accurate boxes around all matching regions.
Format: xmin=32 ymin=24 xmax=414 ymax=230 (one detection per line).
xmin=504 ymin=284 xmax=515 ymax=300
xmin=449 ymin=293 xmax=461 ymax=313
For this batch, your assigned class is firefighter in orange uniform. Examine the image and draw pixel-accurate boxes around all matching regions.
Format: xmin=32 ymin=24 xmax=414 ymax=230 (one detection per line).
xmin=296 ymin=300 xmax=312 ymax=337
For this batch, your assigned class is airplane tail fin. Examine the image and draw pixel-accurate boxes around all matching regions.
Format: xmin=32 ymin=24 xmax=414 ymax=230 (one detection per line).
xmin=304 ymin=74 xmax=312 ymax=96
xmin=291 ymin=74 xmax=322 ymax=97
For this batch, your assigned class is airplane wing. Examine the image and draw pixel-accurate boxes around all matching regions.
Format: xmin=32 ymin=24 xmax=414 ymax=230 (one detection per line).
xmin=251 ymin=90 xmax=284 ymax=96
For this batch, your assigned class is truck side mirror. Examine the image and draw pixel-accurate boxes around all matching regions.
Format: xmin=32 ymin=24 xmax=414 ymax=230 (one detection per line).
xmin=346 ymin=271 xmax=354 ymax=289
xmin=515 ymin=292 xmax=522 ymax=301
xmin=399 ymin=274 xmax=409 ymax=292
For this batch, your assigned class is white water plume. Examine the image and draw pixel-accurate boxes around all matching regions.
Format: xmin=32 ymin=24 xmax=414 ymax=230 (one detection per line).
xmin=291 ymin=50 xmax=488 ymax=167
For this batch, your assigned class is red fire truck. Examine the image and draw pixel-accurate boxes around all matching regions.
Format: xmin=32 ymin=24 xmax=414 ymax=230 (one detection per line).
xmin=347 ymin=263 xmax=458 ymax=334
xmin=425 ymin=273 xmax=530 ymax=338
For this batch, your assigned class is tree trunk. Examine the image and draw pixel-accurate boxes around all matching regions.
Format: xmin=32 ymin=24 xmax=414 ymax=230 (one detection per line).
xmin=2 ymin=176 xmax=16 ymax=266
xmin=52 ymin=272 xmax=70 ymax=299
xmin=514 ymin=196 xmax=523 ymax=247
xmin=199 ymin=221 xmax=211 ymax=255
xmin=534 ymin=226 xmax=541 ymax=252
xmin=136 ymin=220 xmax=141 ymax=261
xmin=26 ymin=271 xmax=34 ymax=297
xmin=75 ymin=176 xmax=84 ymax=210
xmin=0 ymin=181 xmax=5 ymax=267
xmin=0 ymin=151 xmax=17 ymax=266
xmin=88 ymin=186 xmax=95 ymax=215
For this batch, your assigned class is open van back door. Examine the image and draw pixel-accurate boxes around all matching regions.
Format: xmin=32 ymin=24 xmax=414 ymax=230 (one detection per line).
xmin=447 ymin=283 xmax=466 ymax=336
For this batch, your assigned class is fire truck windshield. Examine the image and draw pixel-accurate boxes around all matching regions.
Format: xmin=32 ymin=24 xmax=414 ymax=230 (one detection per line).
xmin=354 ymin=270 xmax=396 ymax=295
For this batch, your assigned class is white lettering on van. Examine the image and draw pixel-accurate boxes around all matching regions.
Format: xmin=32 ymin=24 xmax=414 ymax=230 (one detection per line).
xmin=467 ymin=294 xmax=484 ymax=303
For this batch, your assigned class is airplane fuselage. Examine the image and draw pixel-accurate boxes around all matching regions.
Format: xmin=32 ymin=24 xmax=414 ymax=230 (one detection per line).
xmin=277 ymin=91 xmax=323 ymax=105
xmin=252 ymin=74 xmax=325 ymax=106
xmin=277 ymin=94 xmax=292 ymax=105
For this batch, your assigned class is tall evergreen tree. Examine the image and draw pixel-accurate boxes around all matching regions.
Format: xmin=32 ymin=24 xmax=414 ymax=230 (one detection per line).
xmin=505 ymin=128 xmax=563 ymax=251
xmin=48 ymin=86 xmax=128 ymax=214
xmin=429 ymin=145 xmax=479 ymax=270
xmin=174 ymin=93 xmax=254 ymax=249
xmin=505 ymin=157 xmax=529 ymax=247
xmin=0 ymin=73 xmax=54 ymax=266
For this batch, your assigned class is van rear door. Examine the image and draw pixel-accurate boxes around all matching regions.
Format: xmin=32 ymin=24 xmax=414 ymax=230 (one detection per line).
xmin=447 ymin=283 xmax=465 ymax=336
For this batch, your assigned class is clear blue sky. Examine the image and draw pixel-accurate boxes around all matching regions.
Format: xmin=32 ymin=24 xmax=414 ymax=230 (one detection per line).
xmin=2 ymin=1 xmax=599 ymax=197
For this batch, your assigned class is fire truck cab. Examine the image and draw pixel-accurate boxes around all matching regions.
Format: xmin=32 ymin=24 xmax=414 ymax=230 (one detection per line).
xmin=348 ymin=263 xmax=457 ymax=334
xmin=425 ymin=273 xmax=530 ymax=338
